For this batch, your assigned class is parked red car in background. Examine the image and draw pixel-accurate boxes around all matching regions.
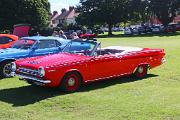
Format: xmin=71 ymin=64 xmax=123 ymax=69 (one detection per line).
xmin=79 ymin=33 xmax=97 ymax=39
xmin=0 ymin=24 xmax=31 ymax=49
xmin=0 ymin=34 xmax=18 ymax=49
xmin=79 ymin=29 xmax=97 ymax=38
xmin=13 ymin=24 xmax=30 ymax=37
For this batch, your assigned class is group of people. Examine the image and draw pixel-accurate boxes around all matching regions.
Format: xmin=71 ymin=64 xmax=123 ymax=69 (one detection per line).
xmin=52 ymin=30 xmax=79 ymax=40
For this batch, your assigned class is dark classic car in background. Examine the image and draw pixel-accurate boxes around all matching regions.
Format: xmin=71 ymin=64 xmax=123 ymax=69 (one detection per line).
xmin=0 ymin=24 xmax=31 ymax=49
xmin=0 ymin=34 xmax=19 ymax=49
xmin=14 ymin=39 xmax=166 ymax=92
xmin=0 ymin=36 xmax=69 ymax=78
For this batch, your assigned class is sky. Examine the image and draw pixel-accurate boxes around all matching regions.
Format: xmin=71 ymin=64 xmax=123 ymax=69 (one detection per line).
xmin=49 ymin=0 xmax=80 ymax=13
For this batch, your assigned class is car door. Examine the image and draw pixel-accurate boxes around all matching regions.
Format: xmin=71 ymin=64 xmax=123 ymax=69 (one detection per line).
xmin=88 ymin=54 xmax=122 ymax=80
xmin=115 ymin=53 xmax=138 ymax=75
xmin=29 ymin=39 xmax=61 ymax=57
xmin=88 ymin=52 xmax=137 ymax=81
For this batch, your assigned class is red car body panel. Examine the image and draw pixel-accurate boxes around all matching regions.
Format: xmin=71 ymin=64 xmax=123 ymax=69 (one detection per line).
xmin=0 ymin=34 xmax=19 ymax=49
xmin=13 ymin=24 xmax=30 ymax=37
xmin=80 ymin=33 xmax=97 ymax=38
xmin=16 ymin=47 xmax=165 ymax=88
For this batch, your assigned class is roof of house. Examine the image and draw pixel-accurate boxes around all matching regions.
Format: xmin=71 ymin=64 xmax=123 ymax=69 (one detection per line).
xmin=51 ymin=12 xmax=59 ymax=21
xmin=56 ymin=7 xmax=78 ymax=20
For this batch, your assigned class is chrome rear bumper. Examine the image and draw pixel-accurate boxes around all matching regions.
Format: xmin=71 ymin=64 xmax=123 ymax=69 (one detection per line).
xmin=161 ymin=58 xmax=166 ymax=64
xmin=17 ymin=74 xmax=51 ymax=85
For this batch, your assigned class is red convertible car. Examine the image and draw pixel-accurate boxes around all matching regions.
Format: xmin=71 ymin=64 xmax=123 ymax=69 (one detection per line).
xmin=79 ymin=33 xmax=97 ymax=39
xmin=0 ymin=34 xmax=18 ymax=49
xmin=14 ymin=39 xmax=165 ymax=92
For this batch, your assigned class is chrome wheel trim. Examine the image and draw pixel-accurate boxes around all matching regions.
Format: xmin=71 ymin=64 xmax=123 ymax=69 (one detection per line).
xmin=3 ymin=63 xmax=12 ymax=77
xmin=138 ymin=66 xmax=144 ymax=74
xmin=67 ymin=77 xmax=76 ymax=86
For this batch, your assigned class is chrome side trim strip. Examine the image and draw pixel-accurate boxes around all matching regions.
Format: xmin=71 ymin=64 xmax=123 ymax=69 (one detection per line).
xmin=85 ymin=72 xmax=131 ymax=83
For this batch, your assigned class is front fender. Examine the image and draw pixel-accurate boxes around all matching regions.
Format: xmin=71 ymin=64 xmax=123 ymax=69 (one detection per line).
xmin=0 ymin=58 xmax=16 ymax=64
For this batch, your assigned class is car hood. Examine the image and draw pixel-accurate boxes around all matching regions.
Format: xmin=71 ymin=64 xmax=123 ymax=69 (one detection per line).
xmin=18 ymin=53 xmax=90 ymax=68
xmin=0 ymin=48 xmax=28 ymax=58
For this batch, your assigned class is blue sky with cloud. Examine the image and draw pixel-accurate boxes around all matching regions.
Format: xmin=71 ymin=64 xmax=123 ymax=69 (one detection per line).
xmin=49 ymin=0 xmax=80 ymax=13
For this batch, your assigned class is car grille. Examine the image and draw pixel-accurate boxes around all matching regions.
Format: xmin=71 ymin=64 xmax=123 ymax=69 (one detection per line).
xmin=18 ymin=67 xmax=39 ymax=76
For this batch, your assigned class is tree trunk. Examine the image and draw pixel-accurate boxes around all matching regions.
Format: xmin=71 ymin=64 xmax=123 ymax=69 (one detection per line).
xmin=108 ymin=23 xmax=113 ymax=36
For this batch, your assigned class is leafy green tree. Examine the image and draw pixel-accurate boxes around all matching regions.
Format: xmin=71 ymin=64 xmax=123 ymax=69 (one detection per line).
xmin=0 ymin=0 xmax=50 ymax=31
xmin=127 ymin=0 xmax=149 ymax=23
xmin=76 ymin=0 xmax=129 ymax=36
xmin=148 ymin=0 xmax=180 ymax=26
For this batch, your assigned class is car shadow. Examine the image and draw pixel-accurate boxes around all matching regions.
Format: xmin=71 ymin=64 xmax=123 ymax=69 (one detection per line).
xmin=79 ymin=74 xmax=158 ymax=92
xmin=0 ymin=74 xmax=158 ymax=107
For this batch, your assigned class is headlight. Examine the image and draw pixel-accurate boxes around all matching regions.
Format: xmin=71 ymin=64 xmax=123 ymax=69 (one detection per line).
xmin=38 ymin=66 xmax=45 ymax=77
xmin=11 ymin=62 xmax=16 ymax=72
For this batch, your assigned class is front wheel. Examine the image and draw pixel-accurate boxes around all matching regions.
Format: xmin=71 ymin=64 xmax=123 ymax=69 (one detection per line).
xmin=134 ymin=65 xmax=148 ymax=78
xmin=0 ymin=61 xmax=14 ymax=78
xmin=60 ymin=72 xmax=82 ymax=92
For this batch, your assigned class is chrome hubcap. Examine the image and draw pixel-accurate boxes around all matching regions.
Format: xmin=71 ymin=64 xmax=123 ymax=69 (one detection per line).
xmin=68 ymin=78 xmax=76 ymax=86
xmin=3 ymin=63 xmax=12 ymax=77
xmin=138 ymin=66 xmax=144 ymax=74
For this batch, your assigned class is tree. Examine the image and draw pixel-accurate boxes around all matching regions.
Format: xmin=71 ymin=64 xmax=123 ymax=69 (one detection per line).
xmin=148 ymin=0 xmax=180 ymax=26
xmin=0 ymin=0 xmax=50 ymax=31
xmin=127 ymin=0 xmax=149 ymax=23
xmin=76 ymin=0 xmax=129 ymax=36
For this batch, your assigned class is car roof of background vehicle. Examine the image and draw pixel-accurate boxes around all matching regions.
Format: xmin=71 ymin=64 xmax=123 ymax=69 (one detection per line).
xmin=0 ymin=34 xmax=19 ymax=38
xmin=71 ymin=38 xmax=99 ymax=44
xmin=21 ymin=36 xmax=70 ymax=42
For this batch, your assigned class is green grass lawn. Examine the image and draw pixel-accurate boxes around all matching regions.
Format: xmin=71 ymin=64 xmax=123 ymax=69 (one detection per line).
xmin=0 ymin=33 xmax=180 ymax=120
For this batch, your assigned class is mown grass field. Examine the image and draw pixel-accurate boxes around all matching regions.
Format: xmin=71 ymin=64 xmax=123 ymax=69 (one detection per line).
xmin=0 ymin=33 xmax=180 ymax=120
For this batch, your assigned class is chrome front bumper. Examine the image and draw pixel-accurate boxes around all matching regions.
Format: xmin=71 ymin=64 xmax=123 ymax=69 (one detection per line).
xmin=17 ymin=74 xmax=51 ymax=85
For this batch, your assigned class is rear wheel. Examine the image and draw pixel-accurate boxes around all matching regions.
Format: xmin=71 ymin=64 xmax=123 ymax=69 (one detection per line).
xmin=134 ymin=65 xmax=148 ymax=78
xmin=60 ymin=72 xmax=82 ymax=92
xmin=0 ymin=61 xmax=14 ymax=78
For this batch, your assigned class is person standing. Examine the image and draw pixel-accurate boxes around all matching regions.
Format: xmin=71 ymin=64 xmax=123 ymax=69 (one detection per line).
xmin=59 ymin=30 xmax=67 ymax=39
xmin=71 ymin=32 xmax=79 ymax=40
xmin=52 ymin=31 xmax=59 ymax=37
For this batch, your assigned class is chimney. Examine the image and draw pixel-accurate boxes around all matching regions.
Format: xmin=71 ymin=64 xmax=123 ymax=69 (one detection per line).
xmin=53 ymin=11 xmax=58 ymax=16
xmin=69 ymin=6 xmax=74 ymax=11
xmin=61 ymin=8 xmax=67 ymax=13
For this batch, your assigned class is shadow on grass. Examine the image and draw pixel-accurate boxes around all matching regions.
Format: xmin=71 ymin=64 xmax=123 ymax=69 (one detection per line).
xmin=79 ymin=74 xmax=158 ymax=92
xmin=0 ymin=74 xmax=158 ymax=107
xmin=97 ymin=32 xmax=180 ymax=38
xmin=0 ymin=77 xmax=4 ymax=80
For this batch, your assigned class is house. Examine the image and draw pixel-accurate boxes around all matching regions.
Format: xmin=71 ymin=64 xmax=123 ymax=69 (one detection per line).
xmin=50 ymin=11 xmax=59 ymax=27
xmin=150 ymin=15 xmax=180 ymax=24
xmin=53 ymin=6 xmax=79 ymax=27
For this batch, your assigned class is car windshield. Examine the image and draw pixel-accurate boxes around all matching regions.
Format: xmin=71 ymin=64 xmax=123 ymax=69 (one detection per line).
xmin=11 ymin=39 xmax=36 ymax=49
xmin=0 ymin=36 xmax=13 ymax=44
xmin=62 ymin=40 xmax=97 ymax=56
